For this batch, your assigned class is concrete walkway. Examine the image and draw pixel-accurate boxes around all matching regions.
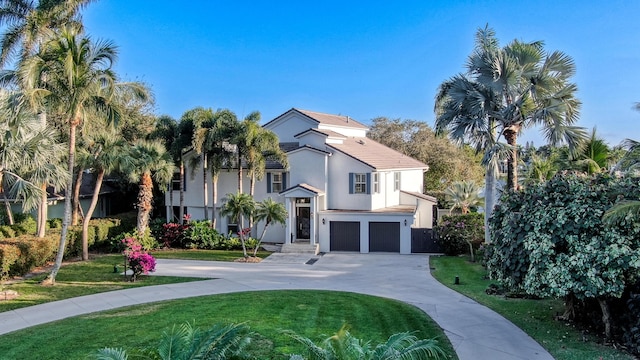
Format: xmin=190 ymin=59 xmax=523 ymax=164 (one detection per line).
xmin=0 ymin=253 xmax=553 ymax=360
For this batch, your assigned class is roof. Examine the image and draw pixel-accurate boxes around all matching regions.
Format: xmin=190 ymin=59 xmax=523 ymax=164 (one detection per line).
xmin=0 ymin=172 xmax=119 ymax=202
xmin=321 ymin=204 xmax=416 ymax=214
xmin=294 ymin=128 xmax=347 ymax=139
xmin=264 ymin=108 xmax=368 ymax=130
xmin=280 ymin=183 xmax=325 ymax=196
xmin=265 ymin=142 xmax=299 ymax=169
xmin=400 ymin=190 xmax=438 ymax=203
xmin=326 ymin=137 xmax=428 ymax=171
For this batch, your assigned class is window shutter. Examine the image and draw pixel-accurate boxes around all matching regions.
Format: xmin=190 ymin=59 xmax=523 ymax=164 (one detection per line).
xmin=266 ymin=173 xmax=272 ymax=193
xmin=283 ymin=173 xmax=288 ymax=191
xmin=349 ymin=173 xmax=354 ymax=194
xmin=366 ymin=173 xmax=371 ymax=194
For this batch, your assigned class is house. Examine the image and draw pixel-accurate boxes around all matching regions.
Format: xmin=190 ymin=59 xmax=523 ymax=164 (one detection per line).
xmin=165 ymin=108 xmax=438 ymax=254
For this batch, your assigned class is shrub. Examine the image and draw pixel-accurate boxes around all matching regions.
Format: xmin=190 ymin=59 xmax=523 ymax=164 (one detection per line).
xmin=12 ymin=215 xmax=37 ymax=235
xmin=160 ymin=222 xmax=189 ymax=248
xmin=0 ymin=226 xmax=15 ymax=238
xmin=436 ymin=213 xmax=484 ymax=256
xmin=0 ymin=243 xmax=20 ymax=280
xmin=122 ymin=237 xmax=156 ymax=281
xmin=47 ymin=218 xmax=62 ymax=229
xmin=486 ymin=173 xmax=640 ymax=341
xmin=185 ymin=220 xmax=224 ymax=249
xmin=0 ymin=235 xmax=58 ymax=277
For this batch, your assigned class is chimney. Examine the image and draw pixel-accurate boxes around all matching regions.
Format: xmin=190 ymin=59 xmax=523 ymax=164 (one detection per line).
xmin=346 ymin=116 xmax=350 ymax=123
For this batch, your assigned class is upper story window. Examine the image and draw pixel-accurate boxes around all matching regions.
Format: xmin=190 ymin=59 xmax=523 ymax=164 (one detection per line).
xmin=394 ymin=172 xmax=401 ymax=191
xmin=373 ymin=173 xmax=380 ymax=193
xmin=354 ymin=173 xmax=367 ymax=193
xmin=171 ymin=172 xmax=185 ymax=191
xmin=267 ymin=172 xmax=287 ymax=193
xmin=349 ymin=172 xmax=371 ymax=194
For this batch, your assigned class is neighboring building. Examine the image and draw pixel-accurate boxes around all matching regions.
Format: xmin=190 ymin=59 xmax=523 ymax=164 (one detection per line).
xmin=165 ymin=108 xmax=438 ymax=254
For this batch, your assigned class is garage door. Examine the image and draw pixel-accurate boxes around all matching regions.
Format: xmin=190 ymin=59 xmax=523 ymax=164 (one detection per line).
xmin=330 ymin=221 xmax=360 ymax=251
xmin=369 ymin=222 xmax=400 ymax=252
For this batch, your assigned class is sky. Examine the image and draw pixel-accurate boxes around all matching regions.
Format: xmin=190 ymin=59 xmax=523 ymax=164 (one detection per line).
xmin=82 ymin=0 xmax=640 ymax=147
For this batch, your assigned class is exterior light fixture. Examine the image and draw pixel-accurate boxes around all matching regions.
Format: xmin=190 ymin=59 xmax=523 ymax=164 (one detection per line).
xmin=322 ymin=218 xmax=326 ymax=225
xmin=404 ymin=219 xmax=407 ymax=226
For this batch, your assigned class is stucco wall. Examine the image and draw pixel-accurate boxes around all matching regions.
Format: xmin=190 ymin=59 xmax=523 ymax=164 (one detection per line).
xmin=326 ymin=150 xmax=372 ymax=210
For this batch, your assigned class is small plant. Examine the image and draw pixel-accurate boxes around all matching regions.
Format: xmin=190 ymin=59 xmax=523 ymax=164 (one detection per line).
xmin=122 ymin=237 xmax=156 ymax=281
xmin=436 ymin=213 xmax=484 ymax=257
xmin=160 ymin=222 xmax=189 ymax=248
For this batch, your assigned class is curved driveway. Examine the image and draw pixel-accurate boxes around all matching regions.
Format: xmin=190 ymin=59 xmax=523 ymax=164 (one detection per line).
xmin=0 ymin=253 xmax=553 ymax=360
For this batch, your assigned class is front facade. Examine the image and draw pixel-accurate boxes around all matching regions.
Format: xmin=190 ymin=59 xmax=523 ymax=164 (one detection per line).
xmin=165 ymin=108 xmax=437 ymax=254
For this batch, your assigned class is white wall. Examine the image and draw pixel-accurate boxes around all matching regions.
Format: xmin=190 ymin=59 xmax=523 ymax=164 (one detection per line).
xmin=326 ymin=150 xmax=372 ymax=210
xmin=264 ymin=112 xmax=316 ymax=142
xmin=288 ymin=149 xmax=328 ymax=192
xmin=399 ymin=192 xmax=436 ymax=229
xmin=296 ymin=131 xmax=327 ymax=149
xmin=399 ymin=169 xmax=425 ymax=193
xmin=318 ymin=124 xmax=367 ymax=138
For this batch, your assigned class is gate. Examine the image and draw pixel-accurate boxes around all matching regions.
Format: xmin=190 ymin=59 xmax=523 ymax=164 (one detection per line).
xmin=411 ymin=228 xmax=440 ymax=253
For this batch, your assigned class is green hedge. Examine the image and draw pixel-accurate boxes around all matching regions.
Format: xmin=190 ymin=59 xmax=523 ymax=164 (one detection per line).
xmin=435 ymin=213 xmax=484 ymax=256
xmin=0 ymin=235 xmax=58 ymax=278
xmin=0 ymin=243 xmax=20 ymax=280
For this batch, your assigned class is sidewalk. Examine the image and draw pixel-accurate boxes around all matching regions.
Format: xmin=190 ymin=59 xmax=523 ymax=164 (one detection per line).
xmin=0 ymin=253 xmax=553 ymax=360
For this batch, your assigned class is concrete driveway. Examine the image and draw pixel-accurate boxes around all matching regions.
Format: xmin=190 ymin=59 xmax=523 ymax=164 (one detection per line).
xmin=0 ymin=253 xmax=553 ymax=360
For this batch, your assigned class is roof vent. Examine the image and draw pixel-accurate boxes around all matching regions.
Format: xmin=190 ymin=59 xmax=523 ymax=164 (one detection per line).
xmin=346 ymin=116 xmax=350 ymax=123
xmin=358 ymin=139 xmax=366 ymax=145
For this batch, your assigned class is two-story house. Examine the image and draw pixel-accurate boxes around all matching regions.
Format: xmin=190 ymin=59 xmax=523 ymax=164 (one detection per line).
xmin=166 ymin=108 xmax=437 ymax=254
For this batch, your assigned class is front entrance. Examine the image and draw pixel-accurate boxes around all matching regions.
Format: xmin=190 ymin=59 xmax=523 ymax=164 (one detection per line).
xmin=296 ymin=202 xmax=311 ymax=240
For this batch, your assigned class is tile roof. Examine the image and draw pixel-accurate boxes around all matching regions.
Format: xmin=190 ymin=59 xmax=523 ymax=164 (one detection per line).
xmin=280 ymin=183 xmax=325 ymax=195
xmin=294 ymin=128 xmax=347 ymax=139
xmin=295 ymin=109 xmax=368 ymax=129
xmin=321 ymin=205 xmax=416 ymax=214
xmin=327 ymin=137 xmax=428 ymax=170
xmin=400 ymin=190 xmax=438 ymax=203
xmin=265 ymin=142 xmax=299 ymax=169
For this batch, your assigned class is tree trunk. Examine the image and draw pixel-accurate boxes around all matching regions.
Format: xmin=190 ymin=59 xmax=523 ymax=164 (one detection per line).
xmin=82 ymin=169 xmax=104 ymax=261
xmin=249 ymin=172 xmax=256 ymax=231
xmin=179 ymin=159 xmax=184 ymax=224
xmin=598 ymin=297 xmax=613 ymax=339
xmin=212 ymin=172 xmax=218 ymax=229
xmin=504 ymin=127 xmax=519 ymax=191
xmin=37 ymin=183 xmax=47 ymax=237
xmin=237 ymin=151 xmax=243 ymax=194
xmin=168 ymin=168 xmax=174 ymax=222
xmin=71 ymin=168 xmax=83 ymax=225
xmin=203 ymin=154 xmax=209 ymax=221
xmin=254 ymin=220 xmax=270 ymax=257
xmin=484 ymin=162 xmax=497 ymax=244
xmin=48 ymin=123 xmax=78 ymax=285
xmin=137 ymin=171 xmax=154 ymax=235
xmin=2 ymin=192 xmax=14 ymax=225
xmin=239 ymin=216 xmax=247 ymax=258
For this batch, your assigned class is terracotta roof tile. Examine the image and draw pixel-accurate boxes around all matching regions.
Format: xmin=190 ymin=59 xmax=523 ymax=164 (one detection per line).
xmin=296 ymin=109 xmax=368 ymax=129
xmin=327 ymin=137 xmax=428 ymax=170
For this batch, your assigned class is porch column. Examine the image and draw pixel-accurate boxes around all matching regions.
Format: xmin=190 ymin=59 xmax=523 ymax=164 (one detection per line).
xmin=310 ymin=197 xmax=317 ymax=245
xmin=285 ymin=198 xmax=292 ymax=244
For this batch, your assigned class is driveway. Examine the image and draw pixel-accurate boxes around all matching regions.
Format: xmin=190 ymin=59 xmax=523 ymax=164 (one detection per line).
xmin=0 ymin=253 xmax=553 ymax=360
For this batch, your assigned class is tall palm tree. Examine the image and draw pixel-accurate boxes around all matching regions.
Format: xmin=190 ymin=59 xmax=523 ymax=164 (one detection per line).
xmin=245 ymin=121 xmax=288 ymax=198
xmin=150 ymin=115 xmax=179 ymax=221
xmin=16 ymin=25 xmax=148 ymax=284
xmin=604 ymin=138 xmax=640 ymax=225
xmin=524 ymin=154 xmax=557 ymax=185
xmin=286 ymin=325 xmax=446 ymax=360
xmin=444 ymin=180 xmax=484 ymax=214
xmin=76 ymin=130 xmax=125 ymax=260
xmin=0 ymin=0 xmax=95 ymax=67
xmin=228 ymin=111 xmax=261 ymax=194
xmin=220 ymin=192 xmax=255 ymax=258
xmin=192 ymin=108 xmax=236 ymax=227
xmin=124 ymin=139 xmax=175 ymax=235
xmin=253 ymin=197 xmax=286 ymax=256
xmin=94 ymin=322 xmax=251 ymax=360
xmin=563 ymin=128 xmax=610 ymax=174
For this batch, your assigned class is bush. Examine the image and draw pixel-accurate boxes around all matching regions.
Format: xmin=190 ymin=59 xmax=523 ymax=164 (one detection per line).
xmin=0 ymin=235 xmax=58 ymax=277
xmin=160 ymin=222 xmax=189 ymax=248
xmin=435 ymin=213 xmax=484 ymax=256
xmin=0 ymin=243 xmax=20 ymax=280
xmin=47 ymin=218 xmax=62 ymax=229
xmin=122 ymin=237 xmax=156 ymax=281
xmin=184 ymin=220 xmax=225 ymax=249
xmin=0 ymin=226 xmax=15 ymax=238
xmin=12 ymin=215 xmax=37 ymax=235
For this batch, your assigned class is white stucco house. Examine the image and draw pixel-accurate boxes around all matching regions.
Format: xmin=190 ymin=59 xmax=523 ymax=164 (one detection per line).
xmin=165 ymin=108 xmax=438 ymax=254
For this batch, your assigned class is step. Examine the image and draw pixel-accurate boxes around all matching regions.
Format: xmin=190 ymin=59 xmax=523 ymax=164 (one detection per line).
xmin=280 ymin=242 xmax=319 ymax=255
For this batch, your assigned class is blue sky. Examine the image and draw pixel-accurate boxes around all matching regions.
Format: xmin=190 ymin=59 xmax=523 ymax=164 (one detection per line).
xmin=83 ymin=1 xmax=640 ymax=147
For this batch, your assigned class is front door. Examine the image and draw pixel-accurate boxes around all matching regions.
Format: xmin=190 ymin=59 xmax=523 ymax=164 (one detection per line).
xmin=296 ymin=207 xmax=311 ymax=240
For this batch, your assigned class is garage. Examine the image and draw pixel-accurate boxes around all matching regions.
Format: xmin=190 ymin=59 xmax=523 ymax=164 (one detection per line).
xmin=330 ymin=221 xmax=360 ymax=251
xmin=369 ymin=222 xmax=400 ymax=252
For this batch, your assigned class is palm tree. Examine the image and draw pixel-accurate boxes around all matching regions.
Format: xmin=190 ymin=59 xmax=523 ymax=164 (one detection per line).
xmin=220 ymin=192 xmax=255 ymax=258
xmin=125 ymin=139 xmax=175 ymax=235
xmin=562 ymin=128 xmax=609 ymax=174
xmin=604 ymin=138 xmax=640 ymax=225
xmin=76 ymin=130 xmax=125 ymax=260
xmin=192 ymin=108 xmax=236 ymax=227
xmin=524 ymin=154 xmax=557 ymax=185
xmin=444 ymin=180 xmax=484 ymax=214
xmin=245 ymin=121 xmax=288 ymax=198
xmin=228 ymin=111 xmax=261 ymax=194
xmin=0 ymin=0 xmax=95 ymax=67
xmin=253 ymin=197 xmax=287 ymax=256
xmin=150 ymin=115 xmax=179 ymax=222
xmin=286 ymin=325 xmax=446 ymax=360
xmin=15 ymin=25 xmax=148 ymax=283
xmin=94 ymin=322 xmax=251 ymax=360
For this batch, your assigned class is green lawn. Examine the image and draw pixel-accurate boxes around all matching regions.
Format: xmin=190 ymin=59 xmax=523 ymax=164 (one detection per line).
xmin=429 ymin=255 xmax=633 ymax=360
xmin=0 ymin=290 xmax=457 ymax=360
xmin=0 ymin=254 xmax=203 ymax=312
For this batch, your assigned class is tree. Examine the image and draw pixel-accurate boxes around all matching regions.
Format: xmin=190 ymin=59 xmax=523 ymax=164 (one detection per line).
xmin=253 ymin=197 xmax=286 ymax=256
xmin=220 ymin=192 xmax=255 ymax=258
xmin=443 ymin=180 xmax=484 ymax=214
xmin=150 ymin=115 xmax=179 ymax=222
xmin=0 ymin=0 xmax=94 ymax=67
xmin=367 ymin=117 xmax=484 ymax=191
xmin=16 ymin=25 xmax=148 ymax=284
xmin=125 ymin=139 xmax=175 ymax=235
xmin=228 ymin=111 xmax=261 ymax=194
xmin=76 ymin=130 xmax=125 ymax=260
xmin=244 ymin=120 xmax=288 ymax=198
xmin=94 ymin=322 xmax=251 ymax=360
xmin=604 ymin=138 xmax=640 ymax=225
xmin=559 ymin=128 xmax=610 ymax=174
xmin=286 ymin=325 xmax=446 ymax=360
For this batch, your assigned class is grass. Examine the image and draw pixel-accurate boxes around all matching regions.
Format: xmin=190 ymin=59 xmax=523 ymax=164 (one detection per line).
xmin=0 ymin=290 xmax=458 ymax=360
xmin=150 ymin=248 xmax=272 ymax=261
xmin=429 ymin=255 xmax=634 ymax=360
xmin=0 ymin=254 xmax=204 ymax=312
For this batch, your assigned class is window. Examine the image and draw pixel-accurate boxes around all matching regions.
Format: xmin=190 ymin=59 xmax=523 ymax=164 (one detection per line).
xmin=171 ymin=173 xmax=181 ymax=191
xmin=272 ymin=173 xmax=283 ymax=192
xmin=373 ymin=173 xmax=379 ymax=193
xmin=267 ymin=172 xmax=287 ymax=193
xmin=227 ymin=216 xmax=238 ymax=235
xmin=354 ymin=173 xmax=367 ymax=194
xmin=394 ymin=172 xmax=401 ymax=191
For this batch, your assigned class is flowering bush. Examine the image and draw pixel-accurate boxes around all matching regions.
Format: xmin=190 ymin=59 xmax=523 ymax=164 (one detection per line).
xmin=436 ymin=213 xmax=484 ymax=256
xmin=161 ymin=222 xmax=189 ymax=248
xmin=122 ymin=237 xmax=156 ymax=281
